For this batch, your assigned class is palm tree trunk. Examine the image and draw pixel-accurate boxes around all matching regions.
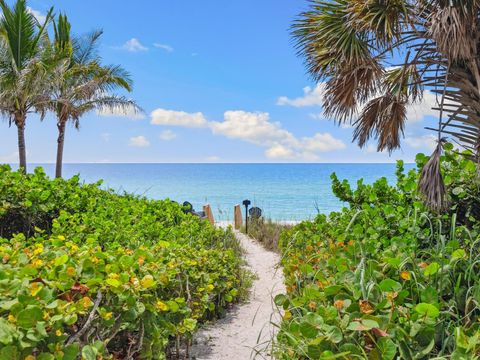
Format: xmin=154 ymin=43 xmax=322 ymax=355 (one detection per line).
xmin=55 ymin=118 xmax=67 ymax=178
xmin=16 ymin=114 xmax=27 ymax=173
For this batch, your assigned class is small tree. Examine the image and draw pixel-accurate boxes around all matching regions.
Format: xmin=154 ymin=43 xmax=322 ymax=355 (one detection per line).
xmin=293 ymin=0 xmax=480 ymax=210
xmin=50 ymin=14 xmax=141 ymax=178
xmin=0 ymin=0 xmax=52 ymax=172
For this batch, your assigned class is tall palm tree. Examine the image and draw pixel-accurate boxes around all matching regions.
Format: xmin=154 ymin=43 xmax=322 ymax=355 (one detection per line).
xmin=0 ymin=0 xmax=52 ymax=172
xmin=50 ymin=14 xmax=141 ymax=178
xmin=293 ymin=1 xmax=480 ymax=211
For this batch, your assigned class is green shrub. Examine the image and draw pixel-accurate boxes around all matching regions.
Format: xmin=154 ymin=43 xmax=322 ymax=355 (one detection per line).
xmin=0 ymin=165 xmax=245 ymax=359
xmin=244 ymin=218 xmax=291 ymax=252
xmin=275 ymin=147 xmax=480 ymax=359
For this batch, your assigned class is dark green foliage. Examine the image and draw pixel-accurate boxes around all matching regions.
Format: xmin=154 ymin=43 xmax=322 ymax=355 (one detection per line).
xmin=0 ymin=165 xmax=245 ymax=359
xmin=275 ymin=147 xmax=480 ymax=359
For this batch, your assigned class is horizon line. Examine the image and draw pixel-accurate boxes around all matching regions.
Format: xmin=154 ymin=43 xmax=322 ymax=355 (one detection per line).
xmin=8 ymin=161 xmax=417 ymax=165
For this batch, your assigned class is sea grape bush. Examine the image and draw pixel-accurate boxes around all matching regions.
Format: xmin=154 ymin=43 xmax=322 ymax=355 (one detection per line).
xmin=275 ymin=147 xmax=480 ymax=359
xmin=0 ymin=165 xmax=244 ymax=359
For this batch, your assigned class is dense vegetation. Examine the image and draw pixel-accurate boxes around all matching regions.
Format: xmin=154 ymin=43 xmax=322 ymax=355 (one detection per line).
xmin=274 ymin=145 xmax=480 ymax=359
xmin=0 ymin=165 xmax=246 ymax=359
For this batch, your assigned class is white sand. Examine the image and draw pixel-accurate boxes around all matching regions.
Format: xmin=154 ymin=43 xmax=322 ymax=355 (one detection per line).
xmin=190 ymin=229 xmax=285 ymax=359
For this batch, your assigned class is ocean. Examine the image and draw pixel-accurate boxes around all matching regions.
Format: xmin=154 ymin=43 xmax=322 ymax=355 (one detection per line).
xmin=25 ymin=163 xmax=416 ymax=221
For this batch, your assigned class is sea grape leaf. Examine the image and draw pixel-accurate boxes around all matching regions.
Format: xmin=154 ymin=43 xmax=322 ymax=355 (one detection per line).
xmin=17 ymin=306 xmax=42 ymax=328
xmin=415 ymin=303 xmax=440 ymax=318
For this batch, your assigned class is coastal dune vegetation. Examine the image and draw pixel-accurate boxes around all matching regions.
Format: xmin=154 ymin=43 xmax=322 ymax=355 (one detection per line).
xmin=2 ymin=0 xmax=480 ymax=359
xmin=0 ymin=165 xmax=246 ymax=359
xmin=269 ymin=1 xmax=480 ymax=357
xmin=274 ymin=147 xmax=480 ymax=359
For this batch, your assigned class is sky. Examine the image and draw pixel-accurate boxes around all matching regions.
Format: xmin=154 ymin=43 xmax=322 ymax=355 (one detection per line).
xmin=0 ymin=0 xmax=441 ymax=164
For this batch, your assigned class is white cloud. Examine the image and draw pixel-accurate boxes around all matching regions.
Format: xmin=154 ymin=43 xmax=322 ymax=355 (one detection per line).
xmin=150 ymin=108 xmax=346 ymax=160
xmin=97 ymin=106 xmax=145 ymax=120
xmin=153 ymin=43 xmax=174 ymax=52
xmin=120 ymin=38 xmax=148 ymax=52
xmin=302 ymin=133 xmax=346 ymax=153
xmin=27 ymin=7 xmax=46 ymax=23
xmin=159 ymin=130 xmax=177 ymax=141
xmin=406 ymin=91 xmax=439 ymax=122
xmin=279 ymin=85 xmax=440 ymax=123
xmin=210 ymin=111 xmax=297 ymax=147
xmin=129 ymin=136 xmax=150 ymax=147
xmin=277 ymin=84 xmax=325 ymax=107
xmin=405 ymin=134 xmax=437 ymax=151
xmin=150 ymin=109 xmax=208 ymax=128
xmin=265 ymin=144 xmax=296 ymax=160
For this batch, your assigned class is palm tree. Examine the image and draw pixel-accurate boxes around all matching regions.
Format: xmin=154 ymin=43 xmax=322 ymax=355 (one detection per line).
xmin=50 ymin=14 xmax=141 ymax=178
xmin=292 ymin=1 xmax=480 ymax=211
xmin=0 ymin=0 xmax=52 ymax=172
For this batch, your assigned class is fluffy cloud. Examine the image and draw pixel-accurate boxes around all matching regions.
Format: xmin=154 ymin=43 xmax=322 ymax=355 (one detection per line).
xmin=98 ymin=106 xmax=145 ymax=120
xmin=129 ymin=136 xmax=150 ymax=147
xmin=209 ymin=111 xmax=297 ymax=146
xmin=406 ymin=91 xmax=439 ymax=122
xmin=27 ymin=7 xmax=46 ymax=23
xmin=121 ymin=38 xmax=148 ymax=52
xmin=159 ymin=130 xmax=177 ymax=141
xmin=302 ymin=133 xmax=346 ymax=153
xmin=151 ymin=109 xmax=208 ymax=127
xmin=405 ymin=134 xmax=437 ymax=151
xmin=265 ymin=144 xmax=296 ymax=160
xmin=277 ymin=84 xmax=325 ymax=107
xmin=279 ymin=84 xmax=440 ymax=123
xmin=153 ymin=43 xmax=174 ymax=52
xmin=150 ymin=108 xmax=346 ymax=160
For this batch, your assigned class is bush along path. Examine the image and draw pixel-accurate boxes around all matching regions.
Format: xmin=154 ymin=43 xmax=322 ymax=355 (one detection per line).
xmin=191 ymin=229 xmax=285 ymax=359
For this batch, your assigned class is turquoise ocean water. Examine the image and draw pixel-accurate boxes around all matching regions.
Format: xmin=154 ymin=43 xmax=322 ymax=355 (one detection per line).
xmin=27 ymin=163 xmax=415 ymax=221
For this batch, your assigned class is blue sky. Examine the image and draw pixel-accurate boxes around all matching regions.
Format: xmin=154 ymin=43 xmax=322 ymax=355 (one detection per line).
xmin=0 ymin=0 xmax=439 ymax=163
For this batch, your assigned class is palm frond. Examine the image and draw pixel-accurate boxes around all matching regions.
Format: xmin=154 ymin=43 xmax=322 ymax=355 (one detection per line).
xmin=323 ymin=60 xmax=383 ymax=123
xmin=418 ymin=139 xmax=449 ymax=212
xmin=353 ymin=93 xmax=407 ymax=153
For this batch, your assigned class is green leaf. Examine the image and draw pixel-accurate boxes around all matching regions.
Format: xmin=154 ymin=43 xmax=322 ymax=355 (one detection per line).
xmin=62 ymin=344 xmax=80 ymax=360
xmin=452 ymin=187 xmax=464 ymax=196
xmin=424 ymin=262 xmax=440 ymax=276
xmin=54 ymin=254 xmax=69 ymax=266
xmin=274 ymin=294 xmax=288 ymax=307
xmin=0 ymin=318 xmax=16 ymax=344
xmin=452 ymin=249 xmax=466 ymax=260
xmin=37 ymin=354 xmax=55 ymax=360
xmin=377 ymin=337 xmax=396 ymax=360
xmin=415 ymin=303 xmax=440 ymax=318
xmin=106 ymin=278 xmax=121 ymax=288
xmin=183 ymin=318 xmax=197 ymax=332
xmin=0 ymin=346 xmax=19 ymax=360
xmin=81 ymin=345 xmax=98 ymax=360
xmin=17 ymin=306 xmax=42 ymax=328
xmin=378 ymin=279 xmax=402 ymax=292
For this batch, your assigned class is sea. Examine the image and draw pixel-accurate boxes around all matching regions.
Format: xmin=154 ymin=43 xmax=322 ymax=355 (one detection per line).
xmin=24 ymin=163 xmax=416 ymax=222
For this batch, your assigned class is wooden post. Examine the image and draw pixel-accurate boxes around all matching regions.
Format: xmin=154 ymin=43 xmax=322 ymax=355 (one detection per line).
xmin=203 ymin=204 xmax=215 ymax=226
xmin=234 ymin=204 xmax=243 ymax=230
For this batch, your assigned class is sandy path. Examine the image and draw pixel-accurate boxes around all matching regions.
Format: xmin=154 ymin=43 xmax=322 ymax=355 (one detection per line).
xmin=190 ymin=229 xmax=285 ymax=360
